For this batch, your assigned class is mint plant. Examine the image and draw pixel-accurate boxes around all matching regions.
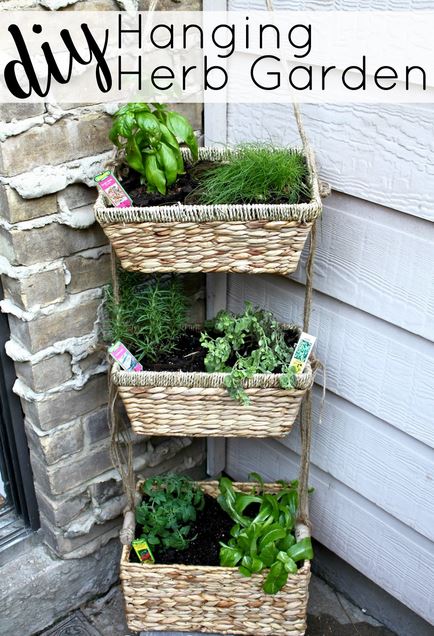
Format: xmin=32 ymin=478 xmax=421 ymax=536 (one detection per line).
xmin=136 ymin=475 xmax=205 ymax=551
xmin=109 ymin=103 xmax=198 ymax=194
xmin=200 ymin=302 xmax=298 ymax=404
xmin=218 ymin=473 xmax=314 ymax=594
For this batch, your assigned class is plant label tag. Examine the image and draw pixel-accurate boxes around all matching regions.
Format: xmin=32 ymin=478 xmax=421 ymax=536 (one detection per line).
xmin=94 ymin=171 xmax=132 ymax=208
xmin=290 ymin=332 xmax=316 ymax=373
xmin=109 ymin=341 xmax=143 ymax=372
xmin=131 ymin=539 xmax=155 ymax=564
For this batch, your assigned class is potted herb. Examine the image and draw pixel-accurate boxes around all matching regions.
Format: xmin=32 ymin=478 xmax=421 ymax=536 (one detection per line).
xmin=95 ymin=102 xmax=323 ymax=275
xmin=108 ymin=278 xmax=315 ymax=438
xmin=121 ymin=474 xmax=312 ymax=635
xmin=135 ymin=475 xmax=205 ymax=552
xmin=218 ymin=473 xmax=313 ymax=594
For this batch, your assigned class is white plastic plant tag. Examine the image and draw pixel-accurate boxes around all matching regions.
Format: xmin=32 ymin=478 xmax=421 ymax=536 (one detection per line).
xmin=290 ymin=332 xmax=316 ymax=373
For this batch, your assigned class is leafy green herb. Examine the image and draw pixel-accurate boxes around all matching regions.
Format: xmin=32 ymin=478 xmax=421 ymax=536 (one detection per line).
xmin=218 ymin=473 xmax=313 ymax=595
xmin=105 ymin=271 xmax=188 ymax=362
xmin=135 ymin=475 xmax=205 ymax=551
xmin=109 ymin=103 xmax=198 ymax=194
xmin=193 ymin=144 xmax=310 ymax=205
xmin=200 ymin=302 xmax=298 ymax=404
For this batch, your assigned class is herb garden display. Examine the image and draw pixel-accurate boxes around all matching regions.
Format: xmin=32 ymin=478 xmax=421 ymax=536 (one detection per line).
xmin=97 ymin=100 xmax=325 ymax=636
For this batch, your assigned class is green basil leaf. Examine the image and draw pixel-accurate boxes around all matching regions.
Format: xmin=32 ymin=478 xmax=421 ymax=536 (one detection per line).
xmin=144 ymin=154 xmax=166 ymax=194
xmin=234 ymin=494 xmax=262 ymax=515
xmin=165 ymin=110 xmax=193 ymax=142
xmin=230 ymin=524 xmax=241 ymax=538
xmin=259 ymin=543 xmax=278 ymax=567
xmin=263 ymin=561 xmax=288 ymax=595
xmin=157 ymin=142 xmax=178 ymax=186
xmin=283 ymin=556 xmax=297 ymax=574
xmin=240 ymin=555 xmax=264 ymax=574
xmin=288 ymin=537 xmax=314 ymax=562
xmin=219 ymin=544 xmax=243 ymax=567
xmin=117 ymin=103 xmax=150 ymax=115
xmin=276 ymin=550 xmax=297 ymax=574
xmin=165 ymin=111 xmax=198 ymax=160
xmin=159 ymin=123 xmax=184 ymax=172
xmin=277 ymin=534 xmax=296 ymax=551
xmin=250 ymin=557 xmax=264 ymax=573
xmin=125 ymin=137 xmax=144 ymax=175
xmin=136 ymin=111 xmax=161 ymax=137
xmin=117 ymin=111 xmax=136 ymax=139
xmin=239 ymin=566 xmax=252 ymax=577
xmin=258 ymin=525 xmax=287 ymax=551
xmin=185 ymin=131 xmax=199 ymax=161
xmin=261 ymin=494 xmax=280 ymax=522
xmin=241 ymin=555 xmax=253 ymax=572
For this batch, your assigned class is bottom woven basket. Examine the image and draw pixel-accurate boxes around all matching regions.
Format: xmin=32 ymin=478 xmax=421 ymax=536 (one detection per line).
xmin=120 ymin=481 xmax=311 ymax=636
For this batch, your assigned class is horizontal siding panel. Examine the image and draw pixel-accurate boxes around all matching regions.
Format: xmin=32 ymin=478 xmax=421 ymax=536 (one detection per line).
xmin=226 ymin=438 xmax=434 ymax=623
xmin=227 ymin=103 xmax=434 ymax=221
xmin=286 ymin=388 xmax=434 ymax=541
xmin=292 ymin=192 xmax=434 ymax=342
xmin=227 ymin=274 xmax=434 ymax=447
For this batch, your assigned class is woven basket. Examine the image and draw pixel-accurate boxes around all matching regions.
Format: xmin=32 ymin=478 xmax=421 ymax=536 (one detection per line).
xmin=120 ymin=480 xmax=311 ymax=635
xmin=112 ymin=325 xmax=314 ymax=438
xmin=95 ymin=139 xmax=323 ymax=275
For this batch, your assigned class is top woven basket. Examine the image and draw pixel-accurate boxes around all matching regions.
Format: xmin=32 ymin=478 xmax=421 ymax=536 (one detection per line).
xmin=95 ymin=109 xmax=323 ymax=275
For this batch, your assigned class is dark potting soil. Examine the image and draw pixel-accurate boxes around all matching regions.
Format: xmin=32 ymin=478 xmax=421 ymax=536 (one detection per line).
xmin=121 ymin=161 xmax=213 ymax=207
xmin=141 ymin=329 xmax=206 ymax=373
xmin=140 ymin=327 xmax=300 ymax=373
xmin=129 ymin=493 xmax=234 ymax=566
xmin=120 ymin=160 xmax=311 ymax=207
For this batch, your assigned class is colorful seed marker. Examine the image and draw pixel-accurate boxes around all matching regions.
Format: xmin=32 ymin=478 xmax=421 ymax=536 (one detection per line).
xmin=290 ymin=332 xmax=316 ymax=373
xmin=109 ymin=341 xmax=143 ymax=372
xmin=94 ymin=171 xmax=132 ymax=207
xmin=131 ymin=538 xmax=155 ymax=564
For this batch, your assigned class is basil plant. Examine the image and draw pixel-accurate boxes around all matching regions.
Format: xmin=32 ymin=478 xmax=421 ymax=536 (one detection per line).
xmin=109 ymin=103 xmax=198 ymax=194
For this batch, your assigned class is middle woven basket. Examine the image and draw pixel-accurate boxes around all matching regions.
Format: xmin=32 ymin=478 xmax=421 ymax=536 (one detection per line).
xmin=112 ymin=325 xmax=314 ymax=438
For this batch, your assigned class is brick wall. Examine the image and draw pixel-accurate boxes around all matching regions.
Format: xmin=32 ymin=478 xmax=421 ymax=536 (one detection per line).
xmin=0 ymin=0 xmax=204 ymax=559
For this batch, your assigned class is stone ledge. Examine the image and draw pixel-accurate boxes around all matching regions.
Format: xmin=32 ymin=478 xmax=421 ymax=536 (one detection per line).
xmin=0 ymin=536 xmax=120 ymax=636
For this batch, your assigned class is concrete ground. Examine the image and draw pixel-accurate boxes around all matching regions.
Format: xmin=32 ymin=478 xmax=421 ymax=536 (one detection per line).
xmin=40 ymin=574 xmax=396 ymax=636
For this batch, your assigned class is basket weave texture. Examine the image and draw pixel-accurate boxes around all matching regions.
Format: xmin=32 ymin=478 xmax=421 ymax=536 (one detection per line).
xmin=112 ymin=325 xmax=314 ymax=438
xmin=120 ymin=481 xmax=311 ymax=635
xmin=95 ymin=147 xmax=322 ymax=275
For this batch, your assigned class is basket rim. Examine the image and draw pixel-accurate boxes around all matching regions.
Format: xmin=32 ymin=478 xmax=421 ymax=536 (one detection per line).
xmin=111 ymin=323 xmax=314 ymax=390
xmin=95 ymin=146 xmax=322 ymax=225
xmin=113 ymin=361 xmax=313 ymax=390
xmin=120 ymin=544 xmax=311 ymax=577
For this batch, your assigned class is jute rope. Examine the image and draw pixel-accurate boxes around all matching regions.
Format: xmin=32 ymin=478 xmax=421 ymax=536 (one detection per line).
xmin=264 ymin=0 xmax=317 ymax=530
xmin=109 ymin=249 xmax=135 ymax=517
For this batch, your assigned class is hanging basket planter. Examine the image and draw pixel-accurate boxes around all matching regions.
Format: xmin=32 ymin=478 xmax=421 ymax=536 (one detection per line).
xmin=120 ymin=480 xmax=311 ymax=636
xmin=111 ymin=325 xmax=314 ymax=438
xmin=95 ymin=138 xmax=324 ymax=277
